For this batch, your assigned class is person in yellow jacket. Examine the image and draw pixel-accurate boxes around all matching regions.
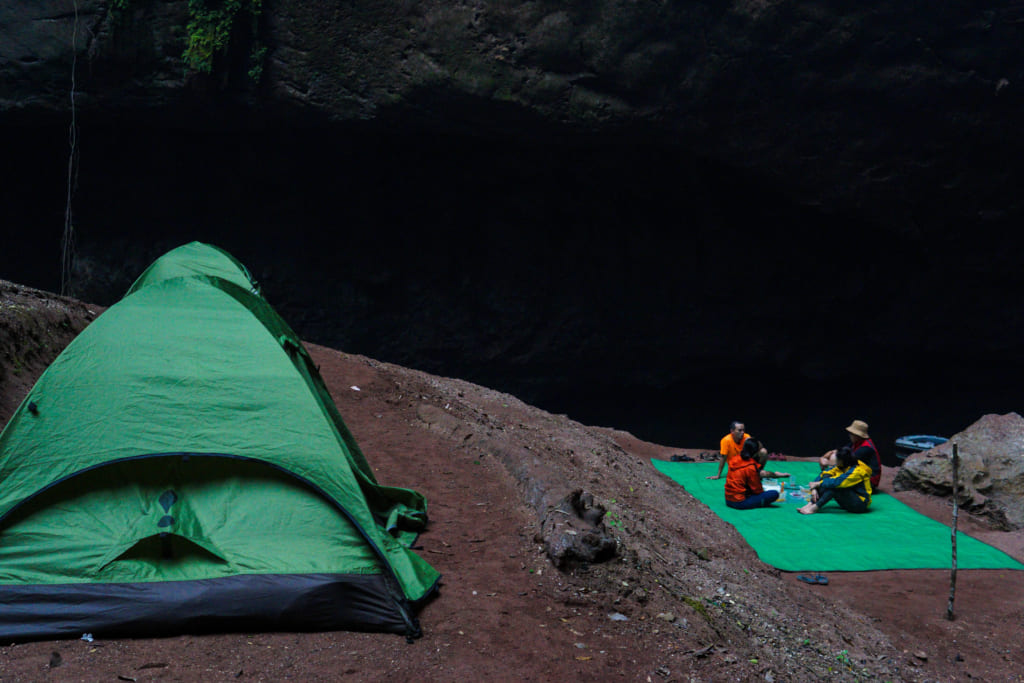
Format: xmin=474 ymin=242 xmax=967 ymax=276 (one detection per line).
xmin=798 ymin=446 xmax=872 ymax=515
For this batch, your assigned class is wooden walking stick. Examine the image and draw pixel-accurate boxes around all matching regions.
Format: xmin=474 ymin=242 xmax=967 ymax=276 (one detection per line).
xmin=947 ymin=443 xmax=959 ymax=620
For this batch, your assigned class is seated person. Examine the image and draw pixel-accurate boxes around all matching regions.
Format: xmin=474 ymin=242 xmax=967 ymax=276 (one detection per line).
xmin=707 ymin=421 xmax=750 ymax=480
xmin=752 ymin=444 xmax=790 ymax=479
xmin=817 ymin=424 xmax=881 ymax=489
xmin=725 ymin=439 xmax=786 ymax=509
xmin=844 ymin=419 xmax=882 ymax=490
xmin=818 ymin=449 xmax=837 ymax=470
xmin=798 ymin=446 xmax=873 ymax=515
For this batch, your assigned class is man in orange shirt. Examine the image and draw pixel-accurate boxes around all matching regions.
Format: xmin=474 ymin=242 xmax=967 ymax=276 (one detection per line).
xmin=707 ymin=421 xmax=751 ymax=480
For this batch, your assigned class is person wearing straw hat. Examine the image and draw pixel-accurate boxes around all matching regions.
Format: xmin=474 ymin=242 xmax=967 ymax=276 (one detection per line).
xmin=820 ymin=419 xmax=882 ymax=490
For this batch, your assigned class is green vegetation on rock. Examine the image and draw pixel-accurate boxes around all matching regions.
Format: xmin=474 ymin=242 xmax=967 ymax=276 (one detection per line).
xmin=110 ymin=0 xmax=266 ymax=81
xmin=184 ymin=0 xmax=264 ymax=78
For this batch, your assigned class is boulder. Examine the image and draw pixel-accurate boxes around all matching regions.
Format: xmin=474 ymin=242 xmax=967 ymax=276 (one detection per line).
xmin=893 ymin=413 xmax=1024 ymax=529
xmin=540 ymin=489 xmax=618 ymax=569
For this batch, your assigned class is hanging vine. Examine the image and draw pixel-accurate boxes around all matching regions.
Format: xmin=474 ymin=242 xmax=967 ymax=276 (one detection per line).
xmin=62 ymin=0 xmax=81 ymax=296
xmin=111 ymin=0 xmax=266 ymax=81
xmin=183 ymin=0 xmax=264 ymax=78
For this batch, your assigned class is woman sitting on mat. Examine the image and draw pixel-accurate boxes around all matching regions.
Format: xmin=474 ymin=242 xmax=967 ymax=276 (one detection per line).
xmin=798 ymin=446 xmax=873 ymax=515
xmin=725 ymin=439 xmax=788 ymax=509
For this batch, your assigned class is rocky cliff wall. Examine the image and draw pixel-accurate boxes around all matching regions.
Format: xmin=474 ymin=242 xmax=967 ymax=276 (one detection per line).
xmin=3 ymin=1 xmax=1023 ymax=451
xmin=4 ymin=0 xmax=1023 ymax=233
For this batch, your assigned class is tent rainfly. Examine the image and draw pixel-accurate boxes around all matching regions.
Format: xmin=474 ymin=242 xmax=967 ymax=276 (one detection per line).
xmin=0 ymin=242 xmax=440 ymax=641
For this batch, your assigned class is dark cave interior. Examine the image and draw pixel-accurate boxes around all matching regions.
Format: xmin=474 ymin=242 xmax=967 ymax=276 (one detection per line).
xmin=2 ymin=114 xmax=1021 ymax=458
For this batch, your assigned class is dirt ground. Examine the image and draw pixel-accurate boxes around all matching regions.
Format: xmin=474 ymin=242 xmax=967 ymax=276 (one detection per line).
xmin=1 ymin=281 xmax=1023 ymax=682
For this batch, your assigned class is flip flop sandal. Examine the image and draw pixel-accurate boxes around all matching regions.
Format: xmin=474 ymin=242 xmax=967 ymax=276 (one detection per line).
xmin=797 ymin=574 xmax=829 ymax=585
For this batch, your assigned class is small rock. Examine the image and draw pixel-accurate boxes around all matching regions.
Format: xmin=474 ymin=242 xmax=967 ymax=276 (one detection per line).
xmin=913 ymin=651 xmax=928 ymax=661
xmin=608 ymin=612 xmax=629 ymax=621
xmin=48 ymin=651 xmax=62 ymax=668
xmin=656 ymin=612 xmax=676 ymax=623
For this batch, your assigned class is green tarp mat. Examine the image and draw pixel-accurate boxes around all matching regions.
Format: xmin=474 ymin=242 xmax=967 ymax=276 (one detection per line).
xmin=652 ymin=460 xmax=1024 ymax=572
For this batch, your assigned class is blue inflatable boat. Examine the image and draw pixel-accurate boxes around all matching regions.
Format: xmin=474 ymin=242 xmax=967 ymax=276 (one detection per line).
xmin=894 ymin=434 xmax=948 ymax=460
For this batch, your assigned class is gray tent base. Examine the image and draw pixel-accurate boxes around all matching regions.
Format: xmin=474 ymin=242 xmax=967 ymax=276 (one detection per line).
xmin=0 ymin=573 xmax=421 ymax=641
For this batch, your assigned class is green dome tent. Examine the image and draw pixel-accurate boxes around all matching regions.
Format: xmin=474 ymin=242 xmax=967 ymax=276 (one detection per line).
xmin=0 ymin=242 xmax=439 ymax=641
